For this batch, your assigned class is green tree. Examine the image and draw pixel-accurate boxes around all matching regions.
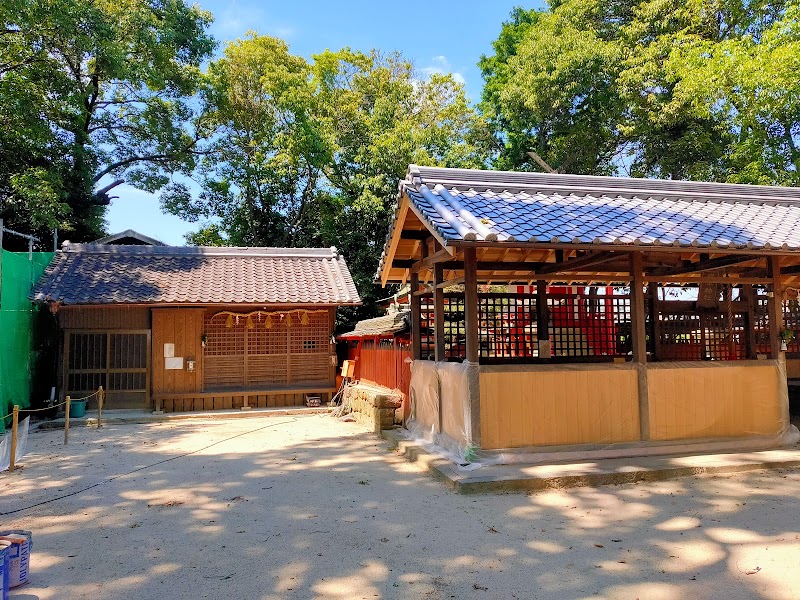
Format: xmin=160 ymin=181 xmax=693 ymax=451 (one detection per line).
xmin=166 ymin=36 xmax=487 ymax=318
xmin=0 ymin=0 xmax=214 ymax=248
xmin=480 ymin=1 xmax=793 ymax=183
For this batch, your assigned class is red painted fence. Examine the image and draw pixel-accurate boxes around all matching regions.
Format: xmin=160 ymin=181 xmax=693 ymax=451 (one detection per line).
xmin=352 ymin=338 xmax=412 ymax=420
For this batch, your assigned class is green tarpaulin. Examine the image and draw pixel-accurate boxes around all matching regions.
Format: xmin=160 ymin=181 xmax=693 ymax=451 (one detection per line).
xmin=0 ymin=249 xmax=53 ymax=421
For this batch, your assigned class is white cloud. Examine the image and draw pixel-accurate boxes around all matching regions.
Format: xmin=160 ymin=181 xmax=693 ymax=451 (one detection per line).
xmin=419 ymin=55 xmax=466 ymax=85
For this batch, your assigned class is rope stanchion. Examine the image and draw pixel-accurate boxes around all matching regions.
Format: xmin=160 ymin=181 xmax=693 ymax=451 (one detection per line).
xmin=9 ymin=406 xmax=18 ymax=472
xmin=97 ymin=386 xmax=104 ymax=428
xmin=64 ymin=396 xmax=70 ymax=445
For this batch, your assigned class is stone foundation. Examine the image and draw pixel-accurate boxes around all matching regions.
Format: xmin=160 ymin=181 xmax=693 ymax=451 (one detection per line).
xmin=342 ymin=383 xmax=402 ymax=433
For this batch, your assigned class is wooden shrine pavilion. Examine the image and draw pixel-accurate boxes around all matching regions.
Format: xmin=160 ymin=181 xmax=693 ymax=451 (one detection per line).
xmin=378 ymin=165 xmax=800 ymax=453
xmin=32 ymin=244 xmax=360 ymax=411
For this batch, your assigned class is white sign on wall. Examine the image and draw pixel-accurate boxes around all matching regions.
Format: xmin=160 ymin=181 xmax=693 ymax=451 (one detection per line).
xmin=164 ymin=343 xmax=175 ymax=358
xmin=165 ymin=357 xmax=184 ymax=370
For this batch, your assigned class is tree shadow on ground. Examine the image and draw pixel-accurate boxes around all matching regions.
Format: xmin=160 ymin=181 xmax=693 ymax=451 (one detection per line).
xmin=3 ymin=416 xmax=800 ymax=600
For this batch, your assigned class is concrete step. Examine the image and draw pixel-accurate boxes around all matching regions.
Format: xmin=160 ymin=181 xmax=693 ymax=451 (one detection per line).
xmin=382 ymin=428 xmax=800 ymax=494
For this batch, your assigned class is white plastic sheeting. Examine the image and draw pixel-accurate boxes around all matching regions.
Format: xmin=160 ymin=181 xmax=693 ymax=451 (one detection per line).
xmin=407 ymin=360 xmax=476 ymax=460
xmin=0 ymin=416 xmax=29 ymax=472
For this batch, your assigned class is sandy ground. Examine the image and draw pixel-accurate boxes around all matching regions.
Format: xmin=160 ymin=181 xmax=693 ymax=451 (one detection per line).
xmin=2 ymin=415 xmax=800 ymax=600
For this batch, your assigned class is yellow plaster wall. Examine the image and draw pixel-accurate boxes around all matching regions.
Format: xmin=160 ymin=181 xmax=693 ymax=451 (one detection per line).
xmin=479 ymin=366 xmax=640 ymax=450
xmin=647 ymin=362 xmax=783 ymax=440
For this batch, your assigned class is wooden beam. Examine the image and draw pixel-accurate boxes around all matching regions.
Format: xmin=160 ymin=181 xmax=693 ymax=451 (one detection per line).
xmin=453 ymin=240 xmax=796 ymax=256
xmin=645 ymin=275 xmax=772 ymax=285
xmin=779 ymin=264 xmax=800 ymax=275
xmin=538 ymin=251 xmax=619 ymax=274
xmin=410 ymin=248 xmax=453 ymax=274
xmin=463 ymin=247 xmax=479 ymax=363
xmin=434 ymin=263 xmax=445 ymax=362
xmin=437 ymin=276 xmax=464 ymax=289
xmin=400 ymin=230 xmax=431 ymax=240
xmin=651 ymin=254 xmax=760 ymax=276
xmin=391 ymin=259 xmax=414 ymax=269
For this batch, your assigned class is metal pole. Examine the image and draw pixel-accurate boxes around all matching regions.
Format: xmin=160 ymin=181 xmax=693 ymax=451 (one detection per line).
xmin=53 ymin=228 xmax=58 ymax=252
xmin=9 ymin=406 xmax=18 ymax=472
xmin=98 ymin=386 xmax=103 ymax=428
xmin=28 ymin=238 xmax=32 ymax=260
xmin=64 ymin=396 xmax=71 ymax=445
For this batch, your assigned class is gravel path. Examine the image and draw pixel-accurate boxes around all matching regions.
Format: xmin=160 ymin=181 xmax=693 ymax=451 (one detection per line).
xmin=2 ymin=415 xmax=800 ymax=599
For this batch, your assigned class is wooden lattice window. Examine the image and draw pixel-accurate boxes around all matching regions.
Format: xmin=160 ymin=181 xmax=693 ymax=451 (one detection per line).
xmin=203 ymin=310 xmax=331 ymax=390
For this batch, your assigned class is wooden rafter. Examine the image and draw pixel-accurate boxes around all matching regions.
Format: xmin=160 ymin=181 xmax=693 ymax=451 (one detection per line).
xmin=651 ymin=254 xmax=760 ymax=276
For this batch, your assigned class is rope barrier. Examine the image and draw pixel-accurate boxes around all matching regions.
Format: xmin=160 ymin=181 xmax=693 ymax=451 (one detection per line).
xmin=69 ymin=389 xmax=101 ymax=402
xmin=1 ymin=388 xmax=101 ymax=421
xmin=19 ymin=399 xmax=70 ymax=413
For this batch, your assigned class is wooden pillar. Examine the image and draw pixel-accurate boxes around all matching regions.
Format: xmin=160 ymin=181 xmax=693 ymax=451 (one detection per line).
xmin=536 ymin=280 xmax=551 ymax=358
xmin=463 ymin=246 xmax=481 ymax=447
xmin=767 ymin=256 xmax=784 ymax=358
xmin=767 ymin=255 xmax=789 ymax=433
xmin=463 ymin=247 xmax=479 ymax=363
xmin=630 ymin=252 xmax=650 ymax=440
xmin=410 ymin=271 xmax=422 ymax=360
xmin=742 ymin=284 xmax=758 ymax=359
xmin=648 ymin=283 xmax=662 ymax=362
xmin=433 ymin=263 xmax=446 ymax=362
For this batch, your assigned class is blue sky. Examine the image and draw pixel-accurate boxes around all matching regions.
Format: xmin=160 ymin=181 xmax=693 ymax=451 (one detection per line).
xmin=105 ymin=0 xmax=534 ymax=245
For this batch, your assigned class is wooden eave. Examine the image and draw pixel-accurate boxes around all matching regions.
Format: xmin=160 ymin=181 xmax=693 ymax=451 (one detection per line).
xmin=385 ymin=222 xmax=800 ymax=287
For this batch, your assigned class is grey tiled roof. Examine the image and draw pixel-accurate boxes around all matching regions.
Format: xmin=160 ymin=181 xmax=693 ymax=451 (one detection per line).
xmin=32 ymin=244 xmax=361 ymax=306
xmin=393 ymin=164 xmax=800 ymax=249
xmin=338 ymin=311 xmax=410 ymax=339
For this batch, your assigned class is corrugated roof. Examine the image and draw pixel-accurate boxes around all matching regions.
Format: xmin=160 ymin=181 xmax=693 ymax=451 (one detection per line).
xmin=32 ymin=244 xmax=361 ymax=306
xmin=399 ymin=165 xmax=800 ymax=249
xmin=338 ymin=311 xmax=410 ymax=339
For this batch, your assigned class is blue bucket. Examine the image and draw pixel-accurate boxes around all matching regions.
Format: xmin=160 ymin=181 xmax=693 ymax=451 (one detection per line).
xmin=0 ymin=531 xmax=31 ymax=588
xmin=0 ymin=541 xmax=10 ymax=600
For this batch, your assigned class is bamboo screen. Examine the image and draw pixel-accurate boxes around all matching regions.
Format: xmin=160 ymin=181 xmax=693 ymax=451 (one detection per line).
xmin=203 ymin=311 xmax=331 ymax=390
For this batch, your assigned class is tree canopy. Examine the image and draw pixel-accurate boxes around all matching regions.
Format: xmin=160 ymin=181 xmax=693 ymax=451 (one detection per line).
xmin=3 ymin=0 xmax=800 ymax=312
xmin=480 ymin=0 xmax=798 ymax=184
xmin=162 ymin=34 xmax=488 ymax=316
xmin=0 ymin=0 xmax=215 ymax=248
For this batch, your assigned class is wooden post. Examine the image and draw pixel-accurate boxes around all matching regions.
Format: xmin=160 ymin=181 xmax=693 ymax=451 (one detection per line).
xmin=767 ymin=256 xmax=784 ymax=358
xmin=767 ymin=255 xmax=790 ymax=433
xmin=536 ymin=280 xmax=550 ymax=358
xmin=97 ymin=386 xmax=104 ymax=428
xmin=742 ymin=284 xmax=758 ymax=359
xmin=463 ymin=247 xmax=479 ymax=363
xmin=433 ymin=263 xmax=446 ymax=362
xmin=463 ymin=246 xmax=481 ymax=447
xmin=648 ymin=283 xmax=662 ymax=362
xmin=64 ymin=396 xmax=71 ymax=445
xmin=410 ymin=271 xmax=422 ymax=360
xmin=9 ymin=405 xmax=18 ymax=472
xmin=630 ymin=252 xmax=650 ymax=440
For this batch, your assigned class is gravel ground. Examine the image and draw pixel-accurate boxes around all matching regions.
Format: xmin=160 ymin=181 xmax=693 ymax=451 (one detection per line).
xmin=2 ymin=414 xmax=800 ymax=600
